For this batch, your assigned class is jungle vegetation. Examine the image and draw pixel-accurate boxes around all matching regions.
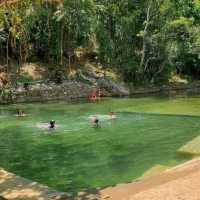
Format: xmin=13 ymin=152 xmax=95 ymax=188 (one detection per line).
xmin=0 ymin=0 xmax=200 ymax=85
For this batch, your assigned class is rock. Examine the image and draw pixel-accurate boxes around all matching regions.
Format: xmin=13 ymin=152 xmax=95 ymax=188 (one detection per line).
xmin=97 ymin=78 xmax=130 ymax=96
xmin=79 ymin=72 xmax=130 ymax=96
xmin=0 ymin=72 xmax=8 ymax=86
xmin=2 ymin=80 xmax=92 ymax=104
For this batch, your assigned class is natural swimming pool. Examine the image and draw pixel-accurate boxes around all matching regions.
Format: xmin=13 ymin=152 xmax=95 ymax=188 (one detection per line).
xmin=1 ymin=95 xmax=200 ymax=192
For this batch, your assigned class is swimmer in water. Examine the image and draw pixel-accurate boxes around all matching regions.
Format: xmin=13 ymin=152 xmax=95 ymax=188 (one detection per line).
xmin=49 ymin=120 xmax=55 ymax=129
xmin=17 ymin=110 xmax=21 ymax=117
xmin=92 ymin=116 xmax=100 ymax=128
xmin=16 ymin=110 xmax=26 ymax=117
xmin=21 ymin=111 xmax=27 ymax=117
xmin=107 ymin=112 xmax=116 ymax=119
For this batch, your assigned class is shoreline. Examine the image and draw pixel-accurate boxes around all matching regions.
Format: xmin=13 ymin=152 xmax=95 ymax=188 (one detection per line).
xmin=1 ymin=158 xmax=200 ymax=200
xmin=1 ymin=81 xmax=200 ymax=105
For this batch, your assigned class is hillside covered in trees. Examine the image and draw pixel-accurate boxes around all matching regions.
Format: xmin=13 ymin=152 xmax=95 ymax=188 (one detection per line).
xmin=1 ymin=0 xmax=200 ymax=86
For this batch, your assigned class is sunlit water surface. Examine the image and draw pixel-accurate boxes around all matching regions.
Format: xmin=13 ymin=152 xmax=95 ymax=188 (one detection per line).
xmin=1 ymin=95 xmax=200 ymax=192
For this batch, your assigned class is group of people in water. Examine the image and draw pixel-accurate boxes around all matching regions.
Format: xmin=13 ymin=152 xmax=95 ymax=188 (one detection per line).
xmin=15 ymin=88 xmax=110 ymax=131
xmin=16 ymin=109 xmax=116 ymax=131
xmin=91 ymin=112 xmax=116 ymax=128
xmin=16 ymin=110 xmax=27 ymax=117
xmin=16 ymin=109 xmax=56 ymax=130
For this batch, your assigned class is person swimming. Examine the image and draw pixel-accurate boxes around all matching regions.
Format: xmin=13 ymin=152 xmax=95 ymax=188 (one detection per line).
xmin=16 ymin=110 xmax=26 ymax=117
xmin=21 ymin=111 xmax=27 ymax=117
xmin=92 ymin=116 xmax=100 ymax=128
xmin=17 ymin=110 xmax=21 ymax=116
xmin=49 ymin=120 xmax=55 ymax=129
xmin=107 ymin=112 xmax=116 ymax=119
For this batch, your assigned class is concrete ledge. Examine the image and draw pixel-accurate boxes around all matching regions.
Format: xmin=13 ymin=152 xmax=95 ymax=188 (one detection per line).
xmin=0 ymin=168 xmax=68 ymax=200
xmin=140 ymin=164 xmax=170 ymax=179
xmin=178 ymin=136 xmax=200 ymax=155
xmin=100 ymin=159 xmax=200 ymax=200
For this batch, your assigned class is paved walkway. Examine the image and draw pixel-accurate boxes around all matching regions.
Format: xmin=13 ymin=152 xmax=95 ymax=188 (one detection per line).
xmin=2 ymin=159 xmax=200 ymax=200
xmin=0 ymin=168 xmax=68 ymax=200
xmin=100 ymin=159 xmax=200 ymax=200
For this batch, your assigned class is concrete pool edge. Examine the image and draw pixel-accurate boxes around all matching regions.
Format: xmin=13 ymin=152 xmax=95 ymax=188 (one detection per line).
xmin=0 ymin=168 xmax=69 ymax=200
xmin=1 ymin=158 xmax=200 ymax=200
xmin=100 ymin=158 xmax=200 ymax=200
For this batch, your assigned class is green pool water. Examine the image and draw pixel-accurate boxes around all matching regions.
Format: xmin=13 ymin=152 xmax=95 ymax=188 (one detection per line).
xmin=1 ymin=95 xmax=200 ymax=192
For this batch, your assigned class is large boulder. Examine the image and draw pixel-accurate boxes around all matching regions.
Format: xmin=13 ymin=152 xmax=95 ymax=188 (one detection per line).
xmin=97 ymin=78 xmax=130 ymax=96
xmin=0 ymin=72 xmax=8 ymax=87
xmin=79 ymin=72 xmax=130 ymax=96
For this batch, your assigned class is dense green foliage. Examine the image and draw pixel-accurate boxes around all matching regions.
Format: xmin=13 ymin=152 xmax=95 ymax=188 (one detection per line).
xmin=1 ymin=0 xmax=200 ymax=84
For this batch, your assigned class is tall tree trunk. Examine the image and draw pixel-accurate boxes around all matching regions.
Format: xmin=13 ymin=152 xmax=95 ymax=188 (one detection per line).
xmin=140 ymin=0 xmax=152 ymax=69
xmin=6 ymin=31 xmax=10 ymax=74
xmin=46 ymin=0 xmax=51 ymax=61
xmin=60 ymin=21 xmax=64 ymax=66
xmin=18 ymin=43 xmax=22 ymax=77
xmin=68 ymin=55 xmax=71 ymax=73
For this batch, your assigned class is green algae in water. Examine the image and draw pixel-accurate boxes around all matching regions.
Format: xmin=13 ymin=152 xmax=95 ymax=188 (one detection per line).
xmin=0 ymin=96 xmax=200 ymax=192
